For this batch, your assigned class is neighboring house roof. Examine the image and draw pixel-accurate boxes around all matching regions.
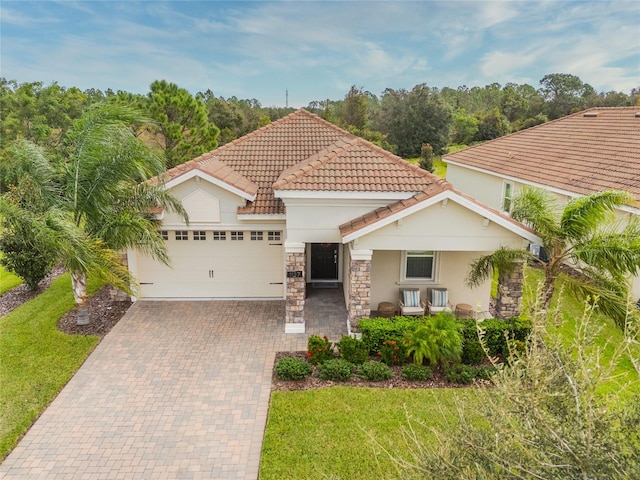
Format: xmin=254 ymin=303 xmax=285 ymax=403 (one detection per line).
xmin=443 ymin=107 xmax=640 ymax=201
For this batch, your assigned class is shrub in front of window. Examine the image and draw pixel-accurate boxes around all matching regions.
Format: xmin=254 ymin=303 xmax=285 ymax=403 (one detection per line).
xmin=275 ymin=357 xmax=312 ymax=381
xmin=358 ymin=361 xmax=393 ymax=381
xmin=318 ymin=359 xmax=354 ymax=381
xmin=404 ymin=312 xmax=462 ymax=366
xmin=336 ymin=335 xmax=369 ymax=364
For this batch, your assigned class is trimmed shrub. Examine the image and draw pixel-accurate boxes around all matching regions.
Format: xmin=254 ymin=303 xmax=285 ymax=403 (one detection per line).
xmin=459 ymin=317 xmax=533 ymax=357
xmin=359 ymin=316 xmax=422 ymax=354
xmin=462 ymin=339 xmax=486 ymax=365
xmin=318 ymin=359 xmax=354 ymax=381
xmin=359 ymin=361 xmax=393 ymax=381
xmin=306 ymin=335 xmax=333 ymax=364
xmin=445 ymin=364 xmax=476 ymax=384
xmin=402 ymin=364 xmax=433 ymax=381
xmin=336 ymin=335 xmax=369 ymax=364
xmin=275 ymin=357 xmax=312 ymax=381
xmin=378 ymin=337 xmax=407 ymax=366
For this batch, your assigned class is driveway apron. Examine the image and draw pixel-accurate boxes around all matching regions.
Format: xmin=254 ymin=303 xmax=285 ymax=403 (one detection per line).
xmin=0 ymin=300 xmax=312 ymax=480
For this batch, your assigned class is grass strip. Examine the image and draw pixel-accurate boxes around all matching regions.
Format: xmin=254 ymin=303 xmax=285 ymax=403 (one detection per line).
xmin=0 ymin=274 xmax=102 ymax=459
xmin=260 ymin=387 xmax=478 ymax=480
xmin=0 ymin=264 xmax=22 ymax=295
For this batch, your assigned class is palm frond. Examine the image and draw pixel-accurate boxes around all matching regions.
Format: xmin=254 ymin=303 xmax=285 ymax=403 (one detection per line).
xmin=573 ymin=227 xmax=640 ymax=277
xmin=510 ymin=187 xmax=563 ymax=249
xmin=560 ymin=190 xmax=635 ymax=241
xmin=466 ymin=247 xmax=531 ymax=288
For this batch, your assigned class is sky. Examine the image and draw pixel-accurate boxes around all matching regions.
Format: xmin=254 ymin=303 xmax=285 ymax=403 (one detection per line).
xmin=1 ymin=0 xmax=639 ymax=108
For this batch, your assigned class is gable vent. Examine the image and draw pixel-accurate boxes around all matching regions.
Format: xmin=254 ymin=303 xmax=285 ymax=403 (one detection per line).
xmin=583 ymin=111 xmax=599 ymax=118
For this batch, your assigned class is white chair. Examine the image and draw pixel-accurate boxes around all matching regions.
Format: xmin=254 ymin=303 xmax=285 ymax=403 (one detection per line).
xmin=399 ymin=288 xmax=427 ymax=316
xmin=427 ymin=288 xmax=452 ymax=314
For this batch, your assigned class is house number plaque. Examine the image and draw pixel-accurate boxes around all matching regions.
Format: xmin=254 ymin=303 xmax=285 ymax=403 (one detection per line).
xmin=286 ymin=271 xmax=303 ymax=278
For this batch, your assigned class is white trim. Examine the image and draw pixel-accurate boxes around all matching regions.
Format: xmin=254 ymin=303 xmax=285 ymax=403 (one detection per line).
xmin=163 ymin=170 xmax=256 ymax=202
xmin=285 ymin=322 xmax=306 ymax=333
xmin=349 ymin=246 xmax=373 ymax=261
xmin=275 ymin=190 xmax=416 ymax=200
xmin=285 ymin=241 xmax=306 ymax=254
xmin=342 ymin=190 xmax=542 ymax=244
xmin=502 ymin=180 xmax=513 ymax=213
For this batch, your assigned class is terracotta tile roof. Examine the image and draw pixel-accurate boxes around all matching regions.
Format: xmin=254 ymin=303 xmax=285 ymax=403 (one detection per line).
xmin=273 ymin=137 xmax=437 ymax=192
xmin=160 ymin=109 xmax=440 ymax=214
xmin=444 ymin=107 xmax=640 ymax=201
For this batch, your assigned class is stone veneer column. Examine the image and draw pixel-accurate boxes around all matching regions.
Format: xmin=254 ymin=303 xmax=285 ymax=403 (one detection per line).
xmin=285 ymin=242 xmax=306 ymax=333
xmin=496 ymin=262 xmax=524 ymax=319
xmin=348 ymin=248 xmax=372 ymax=332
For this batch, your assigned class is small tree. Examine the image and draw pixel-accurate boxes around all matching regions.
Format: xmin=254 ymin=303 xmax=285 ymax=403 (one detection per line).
xmin=418 ymin=143 xmax=434 ymax=173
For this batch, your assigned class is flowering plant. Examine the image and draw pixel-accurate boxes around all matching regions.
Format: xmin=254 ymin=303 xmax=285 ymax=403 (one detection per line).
xmin=307 ymin=335 xmax=334 ymax=364
xmin=377 ymin=337 xmax=407 ymax=365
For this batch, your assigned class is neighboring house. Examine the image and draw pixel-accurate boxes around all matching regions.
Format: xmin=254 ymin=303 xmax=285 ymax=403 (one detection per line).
xmin=128 ymin=109 xmax=539 ymax=333
xmin=444 ymin=106 xmax=640 ymax=298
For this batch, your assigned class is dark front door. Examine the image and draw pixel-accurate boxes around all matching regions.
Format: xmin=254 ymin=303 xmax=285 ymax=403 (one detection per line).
xmin=311 ymin=243 xmax=339 ymax=280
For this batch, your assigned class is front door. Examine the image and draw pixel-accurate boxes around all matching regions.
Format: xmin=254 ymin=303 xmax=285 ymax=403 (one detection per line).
xmin=310 ymin=243 xmax=339 ymax=280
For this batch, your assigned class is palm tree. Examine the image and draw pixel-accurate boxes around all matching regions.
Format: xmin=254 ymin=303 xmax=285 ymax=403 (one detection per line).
xmin=0 ymin=103 xmax=186 ymax=324
xmin=467 ymin=187 xmax=640 ymax=328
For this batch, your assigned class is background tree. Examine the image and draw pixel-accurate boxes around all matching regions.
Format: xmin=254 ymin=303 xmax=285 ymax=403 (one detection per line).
xmin=339 ymin=85 xmax=368 ymax=129
xmin=374 ymin=84 xmax=451 ymax=157
xmin=540 ymin=73 xmax=594 ymax=119
xmin=147 ymin=80 xmax=219 ymax=167
xmin=472 ymin=107 xmax=510 ymax=141
xmin=467 ymin=187 xmax=640 ymax=328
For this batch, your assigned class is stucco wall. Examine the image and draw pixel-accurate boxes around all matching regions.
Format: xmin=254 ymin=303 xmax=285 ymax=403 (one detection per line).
xmin=445 ymin=164 xmax=506 ymax=210
xmin=369 ymin=249 xmax=492 ymax=315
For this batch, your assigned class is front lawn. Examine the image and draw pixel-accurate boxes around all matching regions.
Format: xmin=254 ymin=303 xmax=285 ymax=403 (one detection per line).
xmin=260 ymin=387 xmax=478 ymax=480
xmin=0 ymin=274 xmax=101 ymax=460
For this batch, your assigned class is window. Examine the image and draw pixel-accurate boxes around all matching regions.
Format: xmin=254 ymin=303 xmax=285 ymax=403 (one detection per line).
xmin=230 ymin=231 xmax=244 ymax=241
xmin=175 ymin=230 xmax=188 ymax=241
xmin=213 ymin=231 xmax=226 ymax=241
xmin=268 ymin=231 xmax=281 ymax=241
xmin=502 ymin=182 xmax=513 ymax=213
xmin=160 ymin=230 xmax=169 ymax=240
xmin=403 ymin=251 xmax=436 ymax=280
xmin=193 ymin=231 xmax=207 ymax=241
xmin=250 ymin=231 xmax=263 ymax=241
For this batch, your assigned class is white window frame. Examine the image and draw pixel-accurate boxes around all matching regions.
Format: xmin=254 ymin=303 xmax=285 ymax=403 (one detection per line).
xmin=502 ymin=181 xmax=513 ymax=213
xmin=175 ymin=230 xmax=189 ymax=241
xmin=160 ymin=230 xmax=169 ymax=241
xmin=193 ymin=230 xmax=207 ymax=241
xmin=250 ymin=231 xmax=264 ymax=241
xmin=230 ymin=231 xmax=244 ymax=241
xmin=401 ymin=250 xmax=437 ymax=282
xmin=213 ymin=231 xmax=226 ymax=241
xmin=268 ymin=231 xmax=281 ymax=241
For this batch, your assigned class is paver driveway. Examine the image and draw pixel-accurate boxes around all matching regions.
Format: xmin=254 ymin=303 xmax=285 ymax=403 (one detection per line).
xmin=0 ymin=300 xmax=316 ymax=480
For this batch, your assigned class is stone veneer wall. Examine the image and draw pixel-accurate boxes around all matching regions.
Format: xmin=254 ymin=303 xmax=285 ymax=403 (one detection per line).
xmin=348 ymin=257 xmax=371 ymax=331
xmin=285 ymin=251 xmax=306 ymax=325
xmin=496 ymin=262 xmax=523 ymax=319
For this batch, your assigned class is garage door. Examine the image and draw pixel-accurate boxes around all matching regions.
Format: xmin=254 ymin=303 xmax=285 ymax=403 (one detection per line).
xmin=136 ymin=230 xmax=284 ymax=299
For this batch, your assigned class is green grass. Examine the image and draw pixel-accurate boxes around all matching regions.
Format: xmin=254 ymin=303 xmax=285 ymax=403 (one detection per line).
xmin=261 ymin=266 xmax=640 ymax=478
xmin=0 ymin=274 xmax=102 ymax=460
xmin=0 ymin=262 xmax=22 ymax=295
xmin=260 ymin=387 xmax=478 ymax=480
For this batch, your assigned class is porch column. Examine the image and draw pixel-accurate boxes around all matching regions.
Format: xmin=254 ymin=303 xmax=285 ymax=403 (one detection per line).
xmin=496 ymin=261 xmax=524 ymax=319
xmin=285 ymin=242 xmax=306 ymax=333
xmin=348 ymin=248 xmax=372 ymax=332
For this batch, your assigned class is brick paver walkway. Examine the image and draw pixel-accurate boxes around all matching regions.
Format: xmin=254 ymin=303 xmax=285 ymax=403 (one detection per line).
xmin=0 ymin=296 xmax=347 ymax=479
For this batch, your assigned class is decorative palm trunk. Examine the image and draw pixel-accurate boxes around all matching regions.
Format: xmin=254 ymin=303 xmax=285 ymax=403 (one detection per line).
xmin=71 ymin=271 xmax=90 ymax=325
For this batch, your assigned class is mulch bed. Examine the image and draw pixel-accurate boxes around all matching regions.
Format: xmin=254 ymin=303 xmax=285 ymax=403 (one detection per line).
xmin=271 ymin=351 xmax=488 ymax=391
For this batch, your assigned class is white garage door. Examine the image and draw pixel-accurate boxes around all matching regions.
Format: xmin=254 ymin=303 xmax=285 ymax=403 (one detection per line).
xmin=136 ymin=230 xmax=284 ymax=299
